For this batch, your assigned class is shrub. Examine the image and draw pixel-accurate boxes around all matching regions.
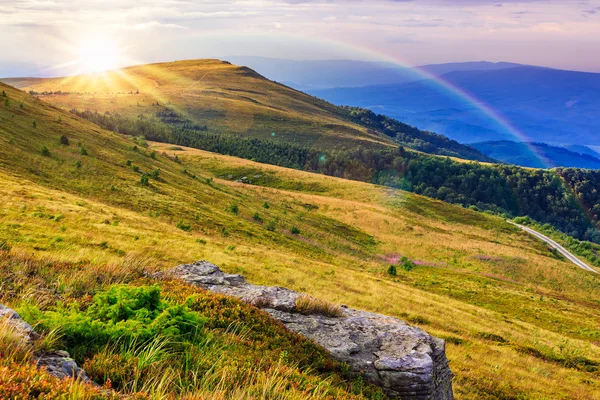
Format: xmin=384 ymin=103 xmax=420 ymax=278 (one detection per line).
xmin=266 ymin=219 xmax=277 ymax=232
xmin=176 ymin=220 xmax=191 ymax=231
xmin=3 ymin=99 xmax=9 ymax=107
xmin=1 ymin=90 xmax=5 ymax=97
xmin=75 ymin=160 xmax=82 ymax=169
xmin=150 ymin=151 xmax=156 ymax=159
xmin=387 ymin=264 xmax=397 ymax=276
xmin=140 ymin=173 xmax=149 ymax=186
xmin=80 ymin=147 xmax=88 ymax=156
xmin=263 ymin=201 xmax=270 ymax=209
xmin=24 ymin=285 xmax=205 ymax=358
xmin=40 ymin=146 xmax=50 ymax=157
xmin=19 ymin=102 xmax=23 ymax=109
xmin=253 ymin=213 xmax=263 ymax=223
xmin=400 ymin=256 xmax=415 ymax=272
xmin=57 ymin=115 xmax=62 ymax=123
xmin=126 ymin=160 xmax=132 ymax=166
xmin=290 ymin=226 xmax=300 ymax=235
xmin=151 ymin=169 xmax=160 ymax=179
xmin=228 ymin=203 xmax=239 ymax=215
xmin=295 ymin=295 xmax=344 ymax=317
xmin=59 ymin=135 xmax=69 ymax=146
xmin=132 ymin=165 xmax=140 ymax=172
xmin=32 ymin=120 xmax=37 ymax=128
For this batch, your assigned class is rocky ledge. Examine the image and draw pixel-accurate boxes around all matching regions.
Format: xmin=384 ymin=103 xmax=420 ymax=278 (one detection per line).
xmin=163 ymin=261 xmax=454 ymax=400
xmin=0 ymin=303 xmax=90 ymax=382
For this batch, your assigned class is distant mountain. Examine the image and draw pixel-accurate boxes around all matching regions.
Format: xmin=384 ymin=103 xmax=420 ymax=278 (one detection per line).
xmin=419 ymin=61 xmax=523 ymax=76
xmin=224 ymin=56 xmax=522 ymax=90
xmin=565 ymin=145 xmax=600 ymax=159
xmin=472 ymin=141 xmax=600 ymax=169
xmin=310 ymin=66 xmax=600 ymax=146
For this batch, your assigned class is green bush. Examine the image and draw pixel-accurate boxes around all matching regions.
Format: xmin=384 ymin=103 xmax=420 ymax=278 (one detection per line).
xmin=140 ymin=173 xmax=149 ymax=186
xmin=80 ymin=147 xmax=88 ymax=156
xmin=399 ymin=256 xmax=415 ymax=272
xmin=151 ymin=169 xmax=160 ymax=179
xmin=266 ymin=219 xmax=277 ymax=232
xmin=228 ymin=203 xmax=239 ymax=215
xmin=40 ymin=146 xmax=50 ymax=157
xmin=387 ymin=265 xmax=397 ymax=276
xmin=24 ymin=285 xmax=205 ymax=357
xmin=252 ymin=212 xmax=263 ymax=223
xmin=290 ymin=226 xmax=300 ymax=235
xmin=59 ymin=135 xmax=69 ymax=146
xmin=263 ymin=201 xmax=270 ymax=209
xmin=176 ymin=220 xmax=191 ymax=231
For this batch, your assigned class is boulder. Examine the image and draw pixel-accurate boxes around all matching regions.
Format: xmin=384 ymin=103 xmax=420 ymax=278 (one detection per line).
xmin=0 ymin=303 xmax=90 ymax=383
xmin=164 ymin=261 xmax=454 ymax=399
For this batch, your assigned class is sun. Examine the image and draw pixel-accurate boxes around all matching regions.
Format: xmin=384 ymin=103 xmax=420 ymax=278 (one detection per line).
xmin=78 ymin=38 xmax=119 ymax=73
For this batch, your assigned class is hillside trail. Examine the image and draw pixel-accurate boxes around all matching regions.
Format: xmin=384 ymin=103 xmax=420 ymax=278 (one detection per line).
xmin=508 ymin=221 xmax=599 ymax=274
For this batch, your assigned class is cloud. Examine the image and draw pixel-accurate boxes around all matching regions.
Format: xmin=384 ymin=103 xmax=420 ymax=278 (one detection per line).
xmin=1 ymin=0 xmax=599 ymax=76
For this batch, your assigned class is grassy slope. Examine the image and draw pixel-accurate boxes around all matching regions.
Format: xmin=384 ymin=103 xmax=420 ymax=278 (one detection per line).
xmin=0 ymin=83 xmax=599 ymax=399
xmin=2 ymin=60 xmax=394 ymax=151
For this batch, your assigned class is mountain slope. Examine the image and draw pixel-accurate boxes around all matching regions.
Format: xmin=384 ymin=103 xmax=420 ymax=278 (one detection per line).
xmin=310 ymin=66 xmax=600 ymax=146
xmin=1 ymin=59 xmax=490 ymax=161
xmin=1 ymin=81 xmax=600 ymax=399
xmin=472 ymin=140 xmax=600 ymax=169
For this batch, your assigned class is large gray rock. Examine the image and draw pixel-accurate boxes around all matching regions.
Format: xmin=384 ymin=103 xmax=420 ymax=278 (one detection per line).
xmin=164 ymin=261 xmax=454 ymax=400
xmin=0 ymin=303 xmax=90 ymax=383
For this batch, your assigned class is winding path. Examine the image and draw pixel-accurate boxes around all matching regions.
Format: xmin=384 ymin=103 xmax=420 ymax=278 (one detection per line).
xmin=508 ymin=221 xmax=599 ymax=274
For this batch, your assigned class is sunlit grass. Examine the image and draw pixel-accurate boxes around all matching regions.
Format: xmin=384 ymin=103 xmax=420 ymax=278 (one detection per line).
xmin=0 ymin=82 xmax=599 ymax=399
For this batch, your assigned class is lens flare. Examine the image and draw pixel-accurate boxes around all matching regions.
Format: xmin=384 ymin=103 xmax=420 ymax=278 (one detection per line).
xmin=78 ymin=37 xmax=119 ymax=73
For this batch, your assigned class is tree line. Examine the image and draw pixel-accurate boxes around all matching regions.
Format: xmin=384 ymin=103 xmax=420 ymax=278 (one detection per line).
xmin=70 ymin=108 xmax=600 ymax=243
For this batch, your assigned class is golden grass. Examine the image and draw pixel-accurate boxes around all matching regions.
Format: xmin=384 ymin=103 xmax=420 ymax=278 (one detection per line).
xmin=0 ymin=82 xmax=599 ymax=399
xmin=295 ymin=295 xmax=345 ymax=318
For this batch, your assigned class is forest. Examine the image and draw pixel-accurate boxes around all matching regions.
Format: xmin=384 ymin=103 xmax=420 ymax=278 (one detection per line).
xmin=70 ymin=108 xmax=600 ymax=243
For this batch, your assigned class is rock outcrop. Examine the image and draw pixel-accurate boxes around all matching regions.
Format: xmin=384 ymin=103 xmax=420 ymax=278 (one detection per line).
xmin=164 ymin=261 xmax=454 ymax=400
xmin=0 ymin=303 xmax=90 ymax=382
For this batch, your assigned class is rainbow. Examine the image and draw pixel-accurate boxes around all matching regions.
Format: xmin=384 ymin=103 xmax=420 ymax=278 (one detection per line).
xmin=288 ymin=36 xmax=555 ymax=168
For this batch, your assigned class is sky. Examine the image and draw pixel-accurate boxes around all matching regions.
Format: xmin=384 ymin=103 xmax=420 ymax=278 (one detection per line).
xmin=1 ymin=0 xmax=600 ymax=77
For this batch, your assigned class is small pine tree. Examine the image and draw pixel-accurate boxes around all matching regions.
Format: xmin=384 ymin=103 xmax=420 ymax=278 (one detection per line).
xmin=80 ymin=147 xmax=88 ymax=156
xmin=32 ymin=120 xmax=37 ymax=128
xmin=150 ymin=151 xmax=156 ymax=159
xmin=59 ymin=135 xmax=69 ymax=146
xmin=228 ymin=203 xmax=239 ymax=215
xmin=40 ymin=146 xmax=50 ymax=157
xmin=253 ymin=213 xmax=263 ymax=223
xmin=151 ymin=169 xmax=160 ymax=179
xmin=140 ymin=173 xmax=149 ymax=186
xmin=19 ymin=102 xmax=23 ymax=109
xmin=4 ymin=98 xmax=9 ymax=107
xmin=387 ymin=265 xmax=397 ymax=276
xmin=263 ymin=201 xmax=270 ymax=209
xmin=290 ymin=226 xmax=300 ymax=235
xmin=1 ymin=90 xmax=6 ymax=97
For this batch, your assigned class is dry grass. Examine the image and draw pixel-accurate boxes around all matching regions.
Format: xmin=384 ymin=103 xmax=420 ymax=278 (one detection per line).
xmin=295 ymin=295 xmax=345 ymax=318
